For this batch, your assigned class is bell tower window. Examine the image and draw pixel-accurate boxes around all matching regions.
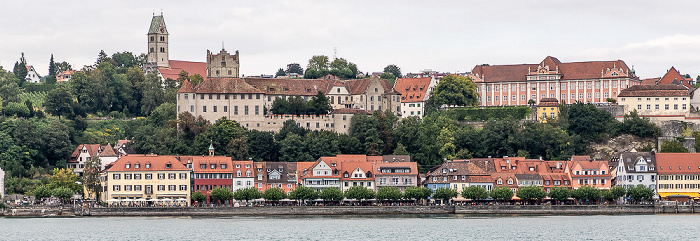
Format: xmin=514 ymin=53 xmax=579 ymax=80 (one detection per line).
xmin=221 ymin=61 xmax=226 ymax=67
xmin=150 ymin=48 xmax=154 ymax=53
xmin=150 ymin=36 xmax=154 ymax=42
xmin=160 ymin=47 xmax=165 ymax=52
xmin=160 ymin=36 xmax=165 ymax=41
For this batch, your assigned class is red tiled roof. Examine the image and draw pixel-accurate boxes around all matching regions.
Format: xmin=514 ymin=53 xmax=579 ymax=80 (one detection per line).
xmin=158 ymin=60 xmax=207 ymax=81
xmin=244 ymin=77 xmax=333 ymax=96
xmin=395 ymin=77 xmax=431 ymax=102
xmin=640 ymin=78 xmax=660 ymax=85
xmin=177 ymin=80 xmax=195 ymax=93
xmin=105 ymin=155 xmax=190 ymax=172
xmin=617 ymin=84 xmax=690 ymax=97
xmin=471 ymin=56 xmax=632 ymax=83
xmin=656 ymin=153 xmax=700 ymax=174
xmin=344 ymin=78 xmax=372 ymax=95
xmin=658 ymin=67 xmax=693 ymax=88
xmin=331 ymin=108 xmax=373 ymax=115
xmin=69 ymin=144 xmax=118 ymax=163
xmin=192 ymin=156 xmax=233 ymax=173
xmin=537 ymin=98 xmax=559 ymax=107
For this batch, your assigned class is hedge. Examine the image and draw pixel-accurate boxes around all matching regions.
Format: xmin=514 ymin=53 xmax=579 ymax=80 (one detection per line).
xmin=441 ymin=106 xmax=532 ymax=121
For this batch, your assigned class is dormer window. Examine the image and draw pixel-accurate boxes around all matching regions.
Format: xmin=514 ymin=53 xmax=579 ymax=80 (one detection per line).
xmin=245 ymin=164 xmax=250 ymax=168
xmin=165 ymin=163 xmax=171 ymax=169
xmin=344 ymin=172 xmax=349 ymax=178
xmin=201 ymin=164 xmax=206 ymax=169
xmin=331 ymin=163 xmax=336 ymax=167
xmin=442 ymin=168 xmax=447 ymax=174
xmin=135 ymin=163 xmax=140 ymax=169
xmin=211 ymin=164 xmax=216 ymax=169
xmin=236 ymin=164 xmax=241 ymax=168
xmin=125 ymin=163 xmax=131 ymax=169
xmin=145 ymin=163 xmax=151 ymax=169
xmin=221 ymin=164 xmax=227 ymax=169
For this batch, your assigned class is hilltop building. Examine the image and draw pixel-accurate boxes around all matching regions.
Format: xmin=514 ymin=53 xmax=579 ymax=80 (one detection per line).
xmin=67 ymin=144 xmax=119 ymax=177
xmin=25 ymin=65 xmax=41 ymax=83
xmin=470 ymin=56 xmax=640 ymax=106
xmin=536 ymin=98 xmax=559 ymax=122
xmin=394 ymin=77 xmax=438 ymax=118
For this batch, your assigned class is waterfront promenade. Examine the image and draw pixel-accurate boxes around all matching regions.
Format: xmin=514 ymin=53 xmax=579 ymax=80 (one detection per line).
xmin=3 ymin=204 xmax=698 ymax=217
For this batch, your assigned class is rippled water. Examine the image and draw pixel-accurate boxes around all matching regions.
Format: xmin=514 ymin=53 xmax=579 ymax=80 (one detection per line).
xmin=1 ymin=214 xmax=698 ymax=240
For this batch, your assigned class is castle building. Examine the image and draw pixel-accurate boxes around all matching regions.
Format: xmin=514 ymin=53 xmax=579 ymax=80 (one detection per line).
xmin=470 ymin=56 xmax=641 ymax=106
xmin=207 ymin=49 xmax=239 ymax=78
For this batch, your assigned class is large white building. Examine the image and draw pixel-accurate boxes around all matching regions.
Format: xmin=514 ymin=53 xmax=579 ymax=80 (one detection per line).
xmin=0 ymin=166 xmax=5 ymax=201
xmin=67 ymin=144 xmax=119 ymax=177
xmin=615 ymin=151 xmax=657 ymax=198
xmin=25 ymin=65 xmax=41 ymax=83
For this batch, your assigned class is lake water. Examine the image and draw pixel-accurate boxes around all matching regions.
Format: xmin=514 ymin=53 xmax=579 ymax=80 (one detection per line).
xmin=1 ymin=214 xmax=698 ymax=240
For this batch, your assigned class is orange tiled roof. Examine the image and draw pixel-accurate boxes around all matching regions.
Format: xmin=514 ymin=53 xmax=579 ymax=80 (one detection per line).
xmin=658 ymin=67 xmax=693 ymax=88
xmin=177 ymin=80 xmax=195 ymax=93
xmin=537 ymin=98 xmax=559 ymax=107
xmin=471 ymin=56 xmax=632 ymax=83
xmin=331 ymin=108 xmax=373 ymax=115
xmin=617 ymin=84 xmax=690 ymax=97
xmin=395 ymin=77 xmax=431 ymax=102
xmin=192 ymin=156 xmax=233 ymax=173
xmin=194 ymin=78 xmax=263 ymax=94
xmin=244 ymin=77 xmax=334 ymax=96
xmin=105 ymin=154 xmax=190 ymax=172
xmin=656 ymin=153 xmax=700 ymax=174
xmin=158 ymin=60 xmax=207 ymax=81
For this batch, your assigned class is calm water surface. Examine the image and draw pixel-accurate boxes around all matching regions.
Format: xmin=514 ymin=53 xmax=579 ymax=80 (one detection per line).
xmin=1 ymin=214 xmax=698 ymax=240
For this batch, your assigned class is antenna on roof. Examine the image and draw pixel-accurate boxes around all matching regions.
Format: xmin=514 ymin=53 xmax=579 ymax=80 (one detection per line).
xmin=333 ymin=47 xmax=337 ymax=60
xmin=222 ymin=41 xmax=225 ymax=51
xmin=161 ymin=8 xmax=163 ymax=15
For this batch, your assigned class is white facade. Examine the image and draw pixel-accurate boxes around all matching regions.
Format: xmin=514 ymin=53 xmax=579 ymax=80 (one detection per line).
xmin=25 ymin=65 xmax=41 ymax=83
xmin=303 ymin=160 xmax=341 ymax=191
xmin=0 ymin=167 xmax=5 ymax=201
xmin=615 ymin=152 xmax=657 ymax=194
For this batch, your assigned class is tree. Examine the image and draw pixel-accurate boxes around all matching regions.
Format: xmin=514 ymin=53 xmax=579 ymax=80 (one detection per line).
xmin=308 ymin=91 xmax=332 ymax=115
xmin=96 ymin=50 xmax=110 ymax=66
xmin=307 ymin=55 xmax=330 ymax=71
xmin=620 ymin=110 xmax=660 ymax=138
xmin=571 ymin=186 xmax=602 ymax=204
xmin=602 ymin=186 xmax=626 ymax=204
xmin=404 ymin=187 xmax=432 ymax=204
xmin=48 ymin=54 xmax=56 ymax=81
xmin=433 ymin=187 xmax=457 ymax=204
xmin=279 ymin=133 xmax=313 ymax=162
xmin=32 ymin=185 xmax=52 ymax=202
xmin=376 ymin=187 xmax=403 ymax=202
xmin=490 ymin=187 xmax=514 ymax=202
xmin=82 ymin=155 xmax=102 ymax=200
xmin=547 ymin=187 xmax=571 ymax=205
xmin=286 ymin=63 xmax=304 ymax=75
xmin=263 ymin=187 xmax=287 ymax=202
xmin=392 ymin=143 xmax=410 ymax=155
xmin=461 ymin=185 xmax=489 ymax=201
xmin=210 ymin=187 xmax=234 ymax=205
xmin=3 ymin=102 xmax=30 ymax=117
xmin=48 ymin=168 xmax=81 ymax=194
xmin=289 ymin=186 xmax=319 ymax=205
xmin=192 ymin=191 xmax=207 ymax=206
xmin=432 ymin=75 xmax=478 ymax=107
xmin=233 ymin=187 xmax=262 ymax=203
xmin=190 ymin=74 xmax=204 ymax=86
xmin=516 ymin=186 xmax=547 ymax=204
xmin=44 ymin=87 xmax=75 ymax=119
xmin=626 ymin=185 xmax=654 ymax=204
xmin=13 ymin=53 xmax=28 ymax=86
xmin=383 ymin=64 xmax=402 ymax=79
xmin=52 ymin=187 xmax=74 ymax=204
xmin=379 ymin=73 xmax=396 ymax=85
xmin=55 ymin=61 xmax=72 ymax=74
xmin=275 ymin=68 xmax=286 ymax=77
xmin=344 ymin=186 xmax=375 ymax=202
xmin=660 ymin=140 xmax=688 ymax=153
xmin=319 ymin=187 xmax=344 ymax=203
xmin=226 ymin=136 xmax=249 ymax=160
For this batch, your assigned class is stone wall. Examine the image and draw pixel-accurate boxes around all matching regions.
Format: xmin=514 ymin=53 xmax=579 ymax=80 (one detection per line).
xmin=87 ymin=206 xmax=455 ymax=216
xmin=658 ymin=137 xmax=696 ymax=153
xmin=455 ymin=205 xmax=655 ymax=214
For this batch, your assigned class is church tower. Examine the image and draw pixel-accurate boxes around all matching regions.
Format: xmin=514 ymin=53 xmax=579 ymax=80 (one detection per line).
xmin=147 ymin=14 xmax=169 ymax=69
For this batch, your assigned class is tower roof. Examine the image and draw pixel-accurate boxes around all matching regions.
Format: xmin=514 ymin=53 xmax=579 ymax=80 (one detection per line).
xmin=148 ymin=15 xmax=167 ymax=34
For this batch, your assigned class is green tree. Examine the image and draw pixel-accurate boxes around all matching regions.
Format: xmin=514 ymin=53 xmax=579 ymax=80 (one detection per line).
xmin=82 ymin=156 xmax=102 ymax=200
xmin=602 ymin=186 xmax=626 ymax=204
xmin=490 ymin=187 xmax=514 ymax=202
xmin=55 ymin=61 xmax=72 ymax=74
xmin=626 ymin=184 xmax=654 ymax=204
xmin=319 ymin=187 xmax=344 ymax=203
xmin=286 ymin=63 xmax=304 ymax=75
xmin=404 ymin=187 xmax=433 ymax=204
xmin=52 ymin=187 xmax=74 ymax=204
xmin=432 ymin=75 xmax=478 ymax=107
xmin=13 ymin=53 xmax=28 ymax=86
xmin=3 ymin=102 xmax=30 ymax=117
xmin=461 ymin=185 xmax=489 ymax=201
xmin=279 ymin=133 xmax=313 ymax=162
xmin=433 ymin=187 xmax=458 ymax=204
xmin=571 ymin=186 xmax=602 ymax=204
xmin=308 ymin=91 xmax=332 ymax=115
xmin=307 ymin=55 xmax=330 ymax=71
xmin=376 ymin=187 xmax=403 ymax=202
xmin=263 ymin=187 xmax=287 ymax=202
xmin=383 ymin=64 xmax=402 ymax=79
xmin=560 ymin=102 xmax=619 ymax=143
xmin=289 ymin=186 xmax=318 ymax=204
xmin=192 ymin=191 xmax=207 ymax=206
xmin=247 ymin=130 xmax=278 ymax=162
xmin=47 ymin=54 xmax=57 ymax=83
xmin=48 ymin=168 xmax=81 ymax=194
xmin=32 ymin=185 xmax=52 ymax=202
xmin=660 ymin=140 xmax=688 ymax=153
xmin=392 ymin=143 xmax=410 ymax=155
xmin=380 ymin=72 xmax=396 ymax=85
xmin=516 ymin=186 xmax=547 ymax=204
xmin=227 ymin=136 xmax=249 ymax=160
xmin=547 ymin=187 xmax=571 ymax=205
xmin=210 ymin=187 xmax=234 ymax=205
xmin=233 ymin=187 xmax=262 ymax=203
xmin=44 ymin=87 xmax=75 ymax=119
xmin=190 ymin=74 xmax=204 ymax=86
xmin=620 ymin=110 xmax=660 ymax=138
xmin=344 ymin=186 xmax=375 ymax=202
xmin=275 ymin=68 xmax=286 ymax=77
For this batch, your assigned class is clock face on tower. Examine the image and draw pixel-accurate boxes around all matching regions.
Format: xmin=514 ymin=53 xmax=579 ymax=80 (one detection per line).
xmin=160 ymin=27 xmax=164 ymax=33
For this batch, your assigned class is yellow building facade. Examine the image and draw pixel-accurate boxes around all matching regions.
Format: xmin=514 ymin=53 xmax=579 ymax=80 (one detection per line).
xmin=101 ymin=155 xmax=192 ymax=206
xmin=537 ymin=98 xmax=559 ymax=122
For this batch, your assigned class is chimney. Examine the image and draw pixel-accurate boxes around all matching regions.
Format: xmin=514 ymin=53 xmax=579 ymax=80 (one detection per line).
xmin=488 ymin=156 xmax=491 ymax=159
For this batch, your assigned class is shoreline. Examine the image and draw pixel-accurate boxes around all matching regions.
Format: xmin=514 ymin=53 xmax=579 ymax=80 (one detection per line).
xmin=2 ymin=204 xmax=697 ymax=217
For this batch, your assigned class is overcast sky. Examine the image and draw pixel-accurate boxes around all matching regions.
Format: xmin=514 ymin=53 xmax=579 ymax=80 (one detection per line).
xmin=2 ymin=0 xmax=700 ymax=79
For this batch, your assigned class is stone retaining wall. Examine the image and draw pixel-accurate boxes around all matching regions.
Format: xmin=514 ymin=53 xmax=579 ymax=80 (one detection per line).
xmin=455 ymin=205 xmax=656 ymax=214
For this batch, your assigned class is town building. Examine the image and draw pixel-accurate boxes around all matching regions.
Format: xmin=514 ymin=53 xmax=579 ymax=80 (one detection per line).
xmin=394 ymin=77 xmax=438 ymax=118
xmin=490 ymin=172 xmax=519 ymax=193
xmin=617 ymin=84 xmax=691 ymax=121
xmin=187 ymin=146 xmax=234 ymax=204
xmin=0 ymin=167 xmax=4 ymax=201
xmin=232 ymin=160 xmax=255 ymax=192
xmin=298 ymin=156 xmax=344 ymax=192
xmin=656 ymin=153 xmax=700 ymax=202
xmin=56 ymin=70 xmax=75 ymax=83
xmin=614 ymin=151 xmax=657 ymax=194
xmin=25 ymin=65 xmax=41 ymax=83
xmin=373 ymin=160 xmax=418 ymax=192
xmin=568 ymin=156 xmax=612 ymax=189
xmin=515 ymin=174 xmax=543 ymax=187
xmin=424 ymin=159 xmax=495 ymax=201
xmin=537 ymin=98 xmax=559 ymax=122
xmin=340 ymin=161 xmax=374 ymax=192
xmin=470 ymin=56 xmax=640 ymax=106
xmin=67 ymin=144 xmax=119 ymax=177
xmin=101 ymin=154 xmax=192 ymax=206
xmin=261 ymin=162 xmax=297 ymax=194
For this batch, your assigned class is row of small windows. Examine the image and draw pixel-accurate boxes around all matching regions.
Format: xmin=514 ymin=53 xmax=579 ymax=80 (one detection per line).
xmin=201 ymin=105 xmax=259 ymax=115
xmin=149 ymin=36 xmax=166 ymax=42
xmin=485 ymin=92 xmax=613 ymax=102
xmin=635 ymin=104 xmax=686 ymax=110
xmin=180 ymin=93 xmax=262 ymax=100
xmin=112 ymin=173 xmax=187 ymax=180
xmin=480 ymin=82 xmax=620 ymax=93
xmin=149 ymin=47 xmax=166 ymax=53
xmin=659 ymin=184 xmax=700 ymax=189
xmin=112 ymin=184 xmax=186 ymax=192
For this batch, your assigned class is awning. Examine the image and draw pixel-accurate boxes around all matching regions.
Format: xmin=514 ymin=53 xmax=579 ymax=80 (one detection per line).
xmin=658 ymin=192 xmax=700 ymax=198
